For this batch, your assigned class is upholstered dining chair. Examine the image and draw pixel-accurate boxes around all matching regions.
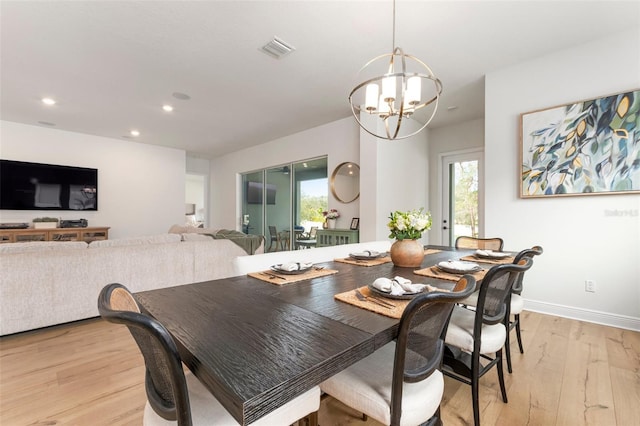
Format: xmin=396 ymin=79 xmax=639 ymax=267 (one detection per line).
xmin=504 ymin=245 xmax=543 ymax=373
xmin=456 ymin=246 xmax=543 ymax=374
xmin=443 ymin=259 xmax=533 ymax=426
xmin=320 ymin=275 xmax=476 ymax=426
xmin=98 ymin=283 xmax=320 ymax=426
xmin=454 ymin=236 xmax=504 ymax=251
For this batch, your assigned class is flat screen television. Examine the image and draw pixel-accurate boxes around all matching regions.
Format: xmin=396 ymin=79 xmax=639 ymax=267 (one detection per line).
xmin=246 ymin=181 xmax=276 ymax=205
xmin=0 ymin=159 xmax=98 ymax=211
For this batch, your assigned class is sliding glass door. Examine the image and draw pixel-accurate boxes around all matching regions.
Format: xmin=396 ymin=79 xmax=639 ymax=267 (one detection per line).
xmin=265 ymin=165 xmax=292 ymax=250
xmin=242 ymin=157 xmax=327 ymax=251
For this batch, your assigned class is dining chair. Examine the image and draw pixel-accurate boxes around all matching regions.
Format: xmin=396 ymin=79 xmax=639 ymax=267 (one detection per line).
xmin=454 ymin=236 xmax=504 ymax=251
xmin=504 ymin=245 xmax=543 ymax=373
xmin=443 ymin=258 xmax=533 ymax=426
xmin=98 ymin=283 xmax=320 ymax=426
xmin=268 ymin=225 xmax=280 ymax=252
xmin=297 ymin=226 xmax=318 ymax=249
xmin=456 ymin=246 xmax=543 ymax=373
xmin=320 ymin=275 xmax=477 ymax=426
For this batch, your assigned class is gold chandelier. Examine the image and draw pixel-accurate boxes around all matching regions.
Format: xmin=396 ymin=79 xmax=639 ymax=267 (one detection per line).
xmin=349 ymin=0 xmax=442 ymax=140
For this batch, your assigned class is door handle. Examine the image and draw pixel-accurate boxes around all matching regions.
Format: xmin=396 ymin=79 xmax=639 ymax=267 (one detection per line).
xmin=443 ymin=226 xmax=449 ymax=230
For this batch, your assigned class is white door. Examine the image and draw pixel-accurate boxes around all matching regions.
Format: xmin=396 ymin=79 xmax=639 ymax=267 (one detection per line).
xmin=441 ymin=150 xmax=483 ymax=246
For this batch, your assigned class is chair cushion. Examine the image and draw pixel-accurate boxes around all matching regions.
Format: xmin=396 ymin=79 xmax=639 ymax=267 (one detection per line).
xmin=445 ymin=305 xmax=506 ymax=354
xmin=510 ymin=294 xmax=524 ymax=315
xmin=319 ymin=342 xmax=443 ymax=426
xmin=144 ymin=371 xmax=320 ymax=426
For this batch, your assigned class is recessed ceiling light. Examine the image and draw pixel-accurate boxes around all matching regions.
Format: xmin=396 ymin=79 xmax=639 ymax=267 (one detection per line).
xmin=172 ymin=92 xmax=191 ymax=100
xmin=130 ymin=130 xmax=140 ymax=137
xmin=162 ymin=105 xmax=174 ymax=112
xmin=41 ymin=97 xmax=56 ymax=105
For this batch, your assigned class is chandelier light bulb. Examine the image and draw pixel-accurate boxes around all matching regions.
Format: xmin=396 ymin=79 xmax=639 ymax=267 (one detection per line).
xmin=365 ymin=84 xmax=379 ymax=111
xmin=381 ymin=76 xmax=396 ymax=102
xmin=406 ymin=76 xmax=421 ymax=106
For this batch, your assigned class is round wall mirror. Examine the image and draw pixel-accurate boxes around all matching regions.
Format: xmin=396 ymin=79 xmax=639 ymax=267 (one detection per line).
xmin=330 ymin=162 xmax=360 ymax=203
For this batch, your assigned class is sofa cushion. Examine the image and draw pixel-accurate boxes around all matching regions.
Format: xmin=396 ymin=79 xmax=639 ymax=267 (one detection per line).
xmin=88 ymin=233 xmax=181 ymax=248
xmin=0 ymin=241 xmax=88 ymax=254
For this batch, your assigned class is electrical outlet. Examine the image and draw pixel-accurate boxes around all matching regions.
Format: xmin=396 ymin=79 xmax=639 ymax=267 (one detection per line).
xmin=585 ymin=280 xmax=596 ymax=293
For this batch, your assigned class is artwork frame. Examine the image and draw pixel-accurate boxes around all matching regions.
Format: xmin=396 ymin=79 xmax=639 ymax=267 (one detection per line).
xmin=350 ymin=217 xmax=359 ymax=230
xmin=520 ymin=89 xmax=640 ymax=198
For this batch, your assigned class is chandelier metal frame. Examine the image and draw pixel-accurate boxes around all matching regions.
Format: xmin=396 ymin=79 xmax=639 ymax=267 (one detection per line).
xmin=349 ymin=0 xmax=443 ymax=140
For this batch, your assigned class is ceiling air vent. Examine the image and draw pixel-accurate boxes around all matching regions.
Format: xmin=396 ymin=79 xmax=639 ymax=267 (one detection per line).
xmin=260 ymin=37 xmax=295 ymax=59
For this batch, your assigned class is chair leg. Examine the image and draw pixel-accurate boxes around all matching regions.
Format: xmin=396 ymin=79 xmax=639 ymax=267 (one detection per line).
xmin=496 ymin=349 xmax=508 ymax=403
xmin=505 ymin=318 xmax=513 ymax=374
xmin=515 ymin=314 xmax=524 ymax=354
xmin=471 ymin=350 xmax=481 ymax=426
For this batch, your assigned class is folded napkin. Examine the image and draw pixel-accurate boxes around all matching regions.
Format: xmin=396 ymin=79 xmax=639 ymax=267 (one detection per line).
xmin=278 ymin=261 xmax=313 ymax=271
xmin=372 ymin=276 xmax=427 ymax=296
xmin=476 ymin=249 xmax=509 ymax=258
xmin=438 ymin=260 xmax=480 ymax=272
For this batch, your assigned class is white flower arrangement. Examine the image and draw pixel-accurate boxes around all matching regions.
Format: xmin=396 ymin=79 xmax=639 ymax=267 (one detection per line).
xmin=387 ymin=208 xmax=432 ymax=240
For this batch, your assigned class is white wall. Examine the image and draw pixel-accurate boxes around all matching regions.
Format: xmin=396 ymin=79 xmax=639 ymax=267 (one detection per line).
xmin=427 ymin=118 xmax=485 ymax=244
xmin=358 ymin=113 xmax=430 ymax=243
xmin=210 ymin=115 xmax=430 ymax=246
xmin=0 ymin=121 xmax=186 ymax=238
xmin=485 ymin=29 xmax=640 ymax=329
xmin=210 ymin=117 xmax=360 ymax=231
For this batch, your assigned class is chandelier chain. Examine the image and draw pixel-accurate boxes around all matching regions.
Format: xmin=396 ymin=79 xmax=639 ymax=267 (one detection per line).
xmin=391 ymin=0 xmax=396 ymax=51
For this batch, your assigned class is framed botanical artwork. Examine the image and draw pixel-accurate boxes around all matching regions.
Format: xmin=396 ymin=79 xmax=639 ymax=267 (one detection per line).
xmin=350 ymin=217 xmax=359 ymax=230
xmin=520 ymin=89 xmax=640 ymax=198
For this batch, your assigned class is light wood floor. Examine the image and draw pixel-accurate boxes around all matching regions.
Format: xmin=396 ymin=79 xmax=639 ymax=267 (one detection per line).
xmin=1 ymin=311 xmax=638 ymax=425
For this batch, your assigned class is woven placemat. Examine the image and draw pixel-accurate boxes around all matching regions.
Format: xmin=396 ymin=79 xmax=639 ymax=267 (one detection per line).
xmin=460 ymin=254 xmax=515 ymax=265
xmin=414 ymin=266 xmax=488 ymax=282
xmin=248 ymin=268 xmax=339 ymax=285
xmin=334 ymin=256 xmax=392 ymax=267
xmin=334 ymin=286 xmax=409 ymax=319
xmin=334 ymin=284 xmax=452 ymax=319
xmin=423 ymin=248 xmax=442 ymax=256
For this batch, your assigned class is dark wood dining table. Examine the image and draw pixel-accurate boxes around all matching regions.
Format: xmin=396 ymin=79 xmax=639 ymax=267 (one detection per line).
xmin=134 ymin=245 xmax=474 ymax=425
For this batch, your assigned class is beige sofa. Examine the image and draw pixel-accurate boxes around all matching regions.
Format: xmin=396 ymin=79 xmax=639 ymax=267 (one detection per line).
xmin=0 ymin=233 xmax=263 ymax=336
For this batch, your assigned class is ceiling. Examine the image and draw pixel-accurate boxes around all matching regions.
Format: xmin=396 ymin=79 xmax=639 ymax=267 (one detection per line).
xmin=2 ymin=1 xmax=639 ymax=158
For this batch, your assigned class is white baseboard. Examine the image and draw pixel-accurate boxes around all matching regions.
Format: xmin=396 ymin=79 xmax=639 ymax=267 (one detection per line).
xmin=524 ymin=299 xmax=640 ymax=332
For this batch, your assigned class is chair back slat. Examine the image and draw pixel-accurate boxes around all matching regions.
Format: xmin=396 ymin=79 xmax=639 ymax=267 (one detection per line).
xmin=477 ymin=259 xmax=533 ymax=325
xmin=511 ymin=245 xmax=543 ymax=294
xmin=455 ymin=236 xmax=504 ymax=251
